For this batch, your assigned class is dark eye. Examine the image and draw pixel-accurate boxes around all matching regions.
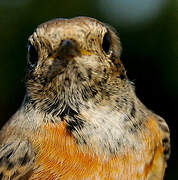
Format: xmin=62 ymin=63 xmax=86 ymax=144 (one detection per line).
xmin=102 ymin=32 xmax=111 ymax=54
xmin=28 ymin=41 xmax=38 ymax=65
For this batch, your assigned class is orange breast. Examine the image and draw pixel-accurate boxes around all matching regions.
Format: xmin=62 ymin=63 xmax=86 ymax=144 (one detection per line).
xmin=29 ymin=117 xmax=165 ymax=180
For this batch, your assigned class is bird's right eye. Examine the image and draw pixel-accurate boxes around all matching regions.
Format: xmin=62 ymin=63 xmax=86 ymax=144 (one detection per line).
xmin=28 ymin=41 xmax=38 ymax=65
xmin=102 ymin=32 xmax=111 ymax=54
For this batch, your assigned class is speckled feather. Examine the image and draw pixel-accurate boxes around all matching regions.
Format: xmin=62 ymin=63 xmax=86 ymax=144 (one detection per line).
xmin=0 ymin=17 xmax=170 ymax=180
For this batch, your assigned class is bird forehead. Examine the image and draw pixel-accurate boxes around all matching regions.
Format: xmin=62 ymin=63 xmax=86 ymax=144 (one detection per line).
xmin=36 ymin=25 xmax=86 ymax=42
xmin=34 ymin=17 xmax=106 ymax=41
xmin=30 ymin=17 xmax=108 ymax=51
xmin=37 ymin=17 xmax=105 ymax=32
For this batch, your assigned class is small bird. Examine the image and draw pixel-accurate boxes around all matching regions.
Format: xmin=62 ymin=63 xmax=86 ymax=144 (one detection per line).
xmin=0 ymin=17 xmax=170 ymax=180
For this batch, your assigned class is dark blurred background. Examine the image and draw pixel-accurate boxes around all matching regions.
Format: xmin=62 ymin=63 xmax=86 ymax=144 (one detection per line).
xmin=0 ymin=0 xmax=177 ymax=178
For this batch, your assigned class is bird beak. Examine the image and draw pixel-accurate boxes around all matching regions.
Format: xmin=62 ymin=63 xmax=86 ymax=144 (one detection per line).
xmin=58 ymin=39 xmax=80 ymax=58
xmin=48 ymin=39 xmax=92 ymax=61
xmin=46 ymin=39 xmax=88 ymax=82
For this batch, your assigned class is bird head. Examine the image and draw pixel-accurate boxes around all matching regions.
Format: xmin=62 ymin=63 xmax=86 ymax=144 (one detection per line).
xmin=25 ymin=17 xmax=127 ymax=114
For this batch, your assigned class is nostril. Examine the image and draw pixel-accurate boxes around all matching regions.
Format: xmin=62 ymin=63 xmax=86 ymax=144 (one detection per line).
xmin=58 ymin=39 xmax=79 ymax=57
xmin=63 ymin=40 xmax=71 ymax=46
xmin=60 ymin=39 xmax=75 ymax=48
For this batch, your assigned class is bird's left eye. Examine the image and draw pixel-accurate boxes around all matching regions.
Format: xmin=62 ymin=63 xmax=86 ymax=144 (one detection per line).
xmin=28 ymin=41 xmax=38 ymax=66
xmin=102 ymin=32 xmax=111 ymax=54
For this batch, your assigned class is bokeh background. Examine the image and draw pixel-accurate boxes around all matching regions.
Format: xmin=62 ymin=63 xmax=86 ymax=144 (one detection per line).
xmin=0 ymin=0 xmax=177 ymax=178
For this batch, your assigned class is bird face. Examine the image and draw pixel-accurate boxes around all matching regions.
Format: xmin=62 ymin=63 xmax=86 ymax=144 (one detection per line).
xmin=25 ymin=17 xmax=126 ymax=112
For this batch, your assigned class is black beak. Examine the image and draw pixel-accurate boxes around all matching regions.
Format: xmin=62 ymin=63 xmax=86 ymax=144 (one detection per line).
xmin=58 ymin=39 xmax=80 ymax=58
xmin=46 ymin=39 xmax=80 ymax=82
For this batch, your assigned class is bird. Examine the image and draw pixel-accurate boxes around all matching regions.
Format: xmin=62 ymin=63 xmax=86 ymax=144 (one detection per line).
xmin=0 ymin=16 xmax=170 ymax=180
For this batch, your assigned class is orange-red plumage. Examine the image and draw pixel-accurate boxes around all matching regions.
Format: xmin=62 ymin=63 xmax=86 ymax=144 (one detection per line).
xmin=29 ymin=117 xmax=165 ymax=180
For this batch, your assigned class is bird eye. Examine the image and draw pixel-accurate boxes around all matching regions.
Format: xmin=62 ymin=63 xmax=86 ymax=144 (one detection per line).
xmin=102 ymin=32 xmax=111 ymax=54
xmin=28 ymin=41 xmax=38 ymax=65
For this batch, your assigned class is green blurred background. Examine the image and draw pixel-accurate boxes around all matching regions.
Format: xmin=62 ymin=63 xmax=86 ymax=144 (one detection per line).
xmin=0 ymin=0 xmax=177 ymax=178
